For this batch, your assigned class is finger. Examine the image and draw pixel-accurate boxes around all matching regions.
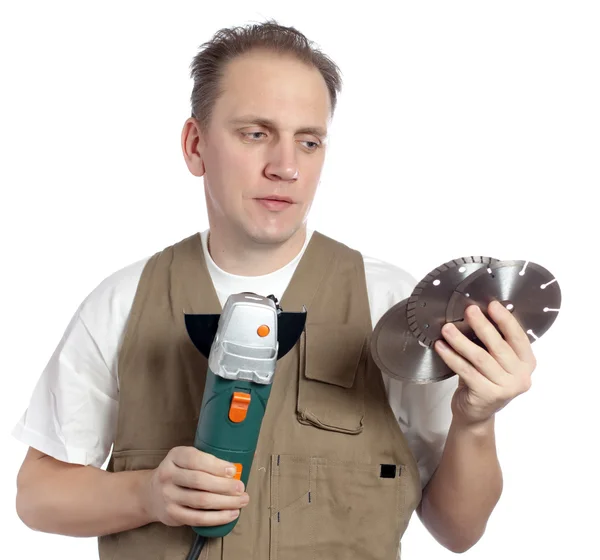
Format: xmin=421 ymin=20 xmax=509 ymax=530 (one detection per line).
xmin=463 ymin=304 xmax=520 ymax=372
xmin=169 ymin=485 xmax=250 ymax=511
xmin=171 ymin=447 xmax=237 ymax=478
xmin=172 ymin=468 xmax=244 ymax=496
xmin=439 ymin=324 xmax=507 ymax=386
xmin=487 ymin=300 xmax=536 ymax=366
xmin=435 ymin=339 xmax=496 ymax=390
xmin=172 ymin=504 xmax=241 ymax=527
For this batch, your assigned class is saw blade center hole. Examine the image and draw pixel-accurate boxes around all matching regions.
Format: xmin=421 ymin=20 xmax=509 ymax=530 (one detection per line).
xmin=433 ymin=279 xmax=441 ymax=286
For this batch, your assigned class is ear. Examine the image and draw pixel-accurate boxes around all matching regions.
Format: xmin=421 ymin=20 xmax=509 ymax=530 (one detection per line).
xmin=181 ymin=117 xmax=206 ymax=177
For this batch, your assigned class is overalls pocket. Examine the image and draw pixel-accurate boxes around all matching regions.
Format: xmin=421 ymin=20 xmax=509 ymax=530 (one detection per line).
xmin=269 ymin=454 xmax=406 ymax=560
xmin=296 ymin=323 xmax=366 ymax=434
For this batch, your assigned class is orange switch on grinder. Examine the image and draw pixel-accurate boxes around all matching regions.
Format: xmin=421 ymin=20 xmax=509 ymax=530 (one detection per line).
xmin=233 ymin=463 xmax=243 ymax=480
xmin=229 ymin=391 xmax=251 ymax=423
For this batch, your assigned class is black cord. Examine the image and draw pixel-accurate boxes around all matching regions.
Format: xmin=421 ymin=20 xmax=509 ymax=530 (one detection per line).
xmin=185 ymin=533 xmax=206 ymax=560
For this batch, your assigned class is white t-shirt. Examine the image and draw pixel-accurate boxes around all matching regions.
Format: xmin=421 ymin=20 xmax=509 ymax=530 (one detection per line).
xmin=11 ymin=229 xmax=458 ymax=489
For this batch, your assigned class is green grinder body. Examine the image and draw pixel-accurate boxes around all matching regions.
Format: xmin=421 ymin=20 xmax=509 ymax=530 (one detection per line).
xmin=192 ymin=368 xmax=272 ymax=538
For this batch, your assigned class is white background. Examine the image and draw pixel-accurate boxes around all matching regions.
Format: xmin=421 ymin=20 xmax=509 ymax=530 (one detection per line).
xmin=1 ymin=1 xmax=598 ymax=558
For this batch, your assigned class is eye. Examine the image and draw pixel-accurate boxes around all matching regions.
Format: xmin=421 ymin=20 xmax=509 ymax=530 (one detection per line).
xmin=300 ymin=140 xmax=321 ymax=151
xmin=243 ymin=131 xmax=267 ymax=140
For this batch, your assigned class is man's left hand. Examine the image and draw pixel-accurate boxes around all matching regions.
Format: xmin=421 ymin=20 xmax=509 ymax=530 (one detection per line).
xmin=434 ymin=300 xmax=537 ymax=427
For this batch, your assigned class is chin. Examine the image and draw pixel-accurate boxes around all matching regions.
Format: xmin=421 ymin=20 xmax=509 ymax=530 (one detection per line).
xmin=246 ymin=223 xmax=304 ymax=246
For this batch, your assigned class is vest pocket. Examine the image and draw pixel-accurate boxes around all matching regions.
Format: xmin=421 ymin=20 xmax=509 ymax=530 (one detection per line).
xmin=297 ymin=324 xmax=366 ymax=434
xmin=269 ymin=454 xmax=407 ymax=560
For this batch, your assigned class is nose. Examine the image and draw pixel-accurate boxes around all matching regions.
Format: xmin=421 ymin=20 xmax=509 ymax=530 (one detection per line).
xmin=264 ymin=139 xmax=299 ymax=182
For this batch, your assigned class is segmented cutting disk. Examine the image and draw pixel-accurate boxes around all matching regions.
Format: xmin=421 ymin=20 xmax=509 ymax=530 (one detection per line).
xmin=406 ymin=256 xmax=500 ymax=348
xmin=446 ymin=260 xmax=561 ymax=344
xmin=371 ymin=298 xmax=456 ymax=384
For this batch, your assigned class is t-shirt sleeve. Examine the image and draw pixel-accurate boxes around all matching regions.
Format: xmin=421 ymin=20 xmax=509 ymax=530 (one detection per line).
xmin=387 ymin=376 xmax=457 ymax=490
xmin=11 ymin=307 xmax=119 ymax=468
xmin=363 ymin=255 xmax=458 ymax=489
xmin=11 ymin=258 xmax=147 ymax=468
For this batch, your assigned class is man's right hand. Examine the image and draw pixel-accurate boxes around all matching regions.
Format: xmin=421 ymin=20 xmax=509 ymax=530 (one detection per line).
xmin=143 ymin=446 xmax=250 ymax=527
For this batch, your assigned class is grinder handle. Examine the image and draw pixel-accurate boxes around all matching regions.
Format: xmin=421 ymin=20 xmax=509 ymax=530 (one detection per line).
xmin=192 ymin=369 xmax=272 ymax=538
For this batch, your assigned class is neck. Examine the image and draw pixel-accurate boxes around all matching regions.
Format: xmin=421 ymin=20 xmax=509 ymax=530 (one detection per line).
xmin=207 ymin=225 xmax=307 ymax=276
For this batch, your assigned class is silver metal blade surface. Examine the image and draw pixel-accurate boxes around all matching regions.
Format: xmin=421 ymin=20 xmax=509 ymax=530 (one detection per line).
xmin=446 ymin=260 xmax=561 ymax=343
xmin=406 ymin=256 xmax=499 ymax=348
xmin=371 ymin=298 xmax=456 ymax=383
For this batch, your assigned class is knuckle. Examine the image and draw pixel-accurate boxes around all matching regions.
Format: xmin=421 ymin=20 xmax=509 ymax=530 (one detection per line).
xmin=466 ymin=305 xmax=480 ymax=321
xmin=176 ymin=446 xmax=196 ymax=464
xmin=208 ymin=455 xmax=227 ymax=474
xmin=203 ymin=450 xmax=216 ymax=463
xmin=185 ymin=447 xmax=200 ymax=464
xmin=161 ymin=485 xmax=175 ymax=502
xmin=224 ymin=477 xmax=241 ymax=493
xmin=493 ymin=386 xmax=509 ymax=402
xmin=196 ymin=448 xmax=211 ymax=461
xmin=157 ymin=466 xmax=171 ymax=485
xmin=179 ymin=468 xmax=199 ymax=489
xmin=198 ymin=452 xmax=219 ymax=474
xmin=530 ymin=355 xmax=537 ymax=370
xmin=224 ymin=510 xmax=240 ymax=523
xmin=460 ymin=363 xmax=474 ymax=378
xmin=472 ymin=349 xmax=489 ymax=369
xmin=194 ymin=510 xmax=222 ymax=528
xmin=191 ymin=512 xmax=208 ymax=527
xmin=493 ymin=351 xmax=510 ymax=367
xmin=165 ymin=503 xmax=179 ymax=519
xmin=522 ymin=375 xmax=533 ymax=392
xmin=192 ymin=470 xmax=209 ymax=490
xmin=196 ymin=492 xmax=213 ymax=509
xmin=168 ymin=446 xmax=183 ymax=461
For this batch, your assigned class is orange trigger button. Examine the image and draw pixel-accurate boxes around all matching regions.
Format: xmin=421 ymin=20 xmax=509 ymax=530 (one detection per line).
xmin=229 ymin=391 xmax=251 ymax=423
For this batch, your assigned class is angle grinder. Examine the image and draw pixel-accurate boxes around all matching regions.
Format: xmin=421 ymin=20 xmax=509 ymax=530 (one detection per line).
xmin=183 ymin=292 xmax=306 ymax=559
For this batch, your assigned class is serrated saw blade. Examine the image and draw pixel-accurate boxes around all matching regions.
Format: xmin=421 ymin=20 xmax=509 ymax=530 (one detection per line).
xmin=406 ymin=256 xmax=500 ymax=348
xmin=446 ymin=260 xmax=561 ymax=343
xmin=371 ymin=298 xmax=456 ymax=383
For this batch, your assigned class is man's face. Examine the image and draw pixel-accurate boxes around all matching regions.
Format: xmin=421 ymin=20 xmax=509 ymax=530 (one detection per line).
xmin=194 ymin=50 xmax=331 ymax=245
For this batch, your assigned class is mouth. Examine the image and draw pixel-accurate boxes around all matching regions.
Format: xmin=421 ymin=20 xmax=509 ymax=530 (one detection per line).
xmin=254 ymin=195 xmax=294 ymax=212
xmin=257 ymin=195 xmax=293 ymax=203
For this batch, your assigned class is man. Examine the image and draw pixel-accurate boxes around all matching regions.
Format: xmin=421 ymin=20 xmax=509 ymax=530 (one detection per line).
xmin=13 ymin=20 xmax=536 ymax=559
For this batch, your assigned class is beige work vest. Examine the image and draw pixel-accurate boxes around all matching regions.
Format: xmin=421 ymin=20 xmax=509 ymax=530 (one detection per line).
xmin=98 ymin=231 xmax=422 ymax=559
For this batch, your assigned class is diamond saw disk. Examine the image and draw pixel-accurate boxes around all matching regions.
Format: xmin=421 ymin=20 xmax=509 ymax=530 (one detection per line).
xmin=446 ymin=260 xmax=561 ymax=343
xmin=371 ymin=298 xmax=456 ymax=383
xmin=406 ymin=256 xmax=500 ymax=348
